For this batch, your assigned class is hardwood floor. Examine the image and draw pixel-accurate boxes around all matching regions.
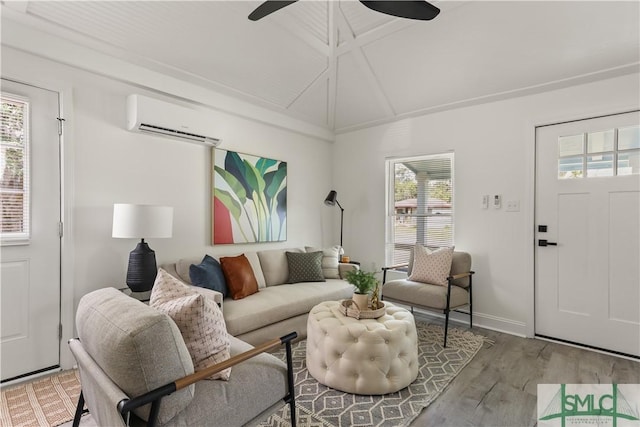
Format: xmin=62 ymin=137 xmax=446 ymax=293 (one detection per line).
xmin=413 ymin=316 xmax=639 ymax=427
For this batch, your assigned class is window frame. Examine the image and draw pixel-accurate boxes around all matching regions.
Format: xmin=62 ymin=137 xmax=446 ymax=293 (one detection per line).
xmin=1 ymin=92 xmax=31 ymax=245
xmin=385 ymin=152 xmax=455 ymax=267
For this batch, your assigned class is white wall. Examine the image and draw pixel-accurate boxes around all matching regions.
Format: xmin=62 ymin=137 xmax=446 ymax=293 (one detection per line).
xmin=2 ymin=47 xmax=337 ymax=368
xmin=334 ymin=72 xmax=640 ymax=336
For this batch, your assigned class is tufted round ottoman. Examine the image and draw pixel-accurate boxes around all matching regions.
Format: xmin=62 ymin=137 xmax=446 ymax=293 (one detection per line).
xmin=306 ymin=300 xmax=418 ymax=395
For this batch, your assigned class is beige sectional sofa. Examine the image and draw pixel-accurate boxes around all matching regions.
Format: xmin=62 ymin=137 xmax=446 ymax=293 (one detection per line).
xmin=162 ymin=247 xmax=357 ymax=346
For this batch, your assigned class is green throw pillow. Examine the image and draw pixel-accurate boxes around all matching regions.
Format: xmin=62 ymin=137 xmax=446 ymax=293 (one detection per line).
xmin=286 ymin=251 xmax=326 ymax=283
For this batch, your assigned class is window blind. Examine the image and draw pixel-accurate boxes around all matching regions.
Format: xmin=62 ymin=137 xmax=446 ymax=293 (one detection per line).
xmin=386 ymin=153 xmax=454 ymax=266
xmin=1 ymin=94 xmax=29 ymax=241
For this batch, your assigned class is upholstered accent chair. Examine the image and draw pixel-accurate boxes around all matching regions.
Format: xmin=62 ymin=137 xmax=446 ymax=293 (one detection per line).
xmin=381 ymin=249 xmax=474 ymax=347
xmin=69 ymin=288 xmax=297 ymax=427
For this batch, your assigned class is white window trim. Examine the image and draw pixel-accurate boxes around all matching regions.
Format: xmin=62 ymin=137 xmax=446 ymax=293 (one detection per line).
xmin=385 ymin=152 xmax=455 ymax=266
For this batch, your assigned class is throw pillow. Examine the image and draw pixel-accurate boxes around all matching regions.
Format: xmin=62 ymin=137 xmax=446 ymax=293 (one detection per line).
xmin=219 ymin=254 xmax=259 ymax=300
xmin=305 ymin=245 xmax=340 ymax=279
xmin=150 ymin=269 xmax=231 ymax=380
xmin=189 ymin=255 xmax=229 ymax=298
xmin=408 ymin=245 xmax=454 ymax=286
xmin=286 ymin=251 xmax=325 ymax=283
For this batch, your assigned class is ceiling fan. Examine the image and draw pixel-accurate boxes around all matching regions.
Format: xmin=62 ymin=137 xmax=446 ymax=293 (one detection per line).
xmin=248 ymin=1 xmax=440 ymax=22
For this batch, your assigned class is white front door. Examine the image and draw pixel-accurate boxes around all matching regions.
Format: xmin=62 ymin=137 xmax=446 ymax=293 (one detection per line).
xmin=535 ymin=111 xmax=640 ymax=357
xmin=1 ymin=79 xmax=61 ymax=381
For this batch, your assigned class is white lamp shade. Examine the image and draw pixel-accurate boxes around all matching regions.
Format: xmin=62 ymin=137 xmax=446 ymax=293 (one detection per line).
xmin=112 ymin=204 xmax=173 ymax=239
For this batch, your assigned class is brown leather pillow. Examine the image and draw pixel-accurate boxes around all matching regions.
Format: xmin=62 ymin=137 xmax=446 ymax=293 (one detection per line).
xmin=219 ymin=254 xmax=259 ymax=300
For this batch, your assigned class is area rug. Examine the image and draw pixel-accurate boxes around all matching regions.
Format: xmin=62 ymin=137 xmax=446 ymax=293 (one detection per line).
xmin=0 ymin=370 xmax=81 ymax=427
xmin=260 ymin=322 xmax=487 ymax=427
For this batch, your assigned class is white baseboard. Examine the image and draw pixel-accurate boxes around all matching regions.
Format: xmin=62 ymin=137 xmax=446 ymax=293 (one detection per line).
xmin=406 ymin=305 xmax=528 ymax=338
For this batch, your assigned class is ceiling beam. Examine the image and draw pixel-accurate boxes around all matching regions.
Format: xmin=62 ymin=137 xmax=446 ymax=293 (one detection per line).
xmin=335 ymin=19 xmax=414 ymax=56
xmin=335 ymin=7 xmax=395 ymax=117
xmin=327 ymin=0 xmax=338 ymax=130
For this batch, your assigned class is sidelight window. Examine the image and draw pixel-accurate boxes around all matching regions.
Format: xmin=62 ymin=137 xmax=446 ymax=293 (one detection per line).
xmin=1 ymin=93 xmax=30 ymax=242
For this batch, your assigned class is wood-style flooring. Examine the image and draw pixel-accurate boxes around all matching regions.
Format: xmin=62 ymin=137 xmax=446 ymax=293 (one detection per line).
xmin=413 ymin=316 xmax=639 ymax=427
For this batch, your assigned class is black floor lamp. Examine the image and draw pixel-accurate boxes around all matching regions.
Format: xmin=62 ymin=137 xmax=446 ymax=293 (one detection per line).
xmin=324 ymin=190 xmax=344 ymax=248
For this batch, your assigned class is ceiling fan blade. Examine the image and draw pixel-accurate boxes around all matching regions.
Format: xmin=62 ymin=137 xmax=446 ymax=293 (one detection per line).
xmin=248 ymin=1 xmax=298 ymax=21
xmin=359 ymin=1 xmax=440 ymax=21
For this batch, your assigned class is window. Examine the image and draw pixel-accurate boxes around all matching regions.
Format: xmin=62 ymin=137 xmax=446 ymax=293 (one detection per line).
xmin=385 ymin=153 xmax=454 ymax=266
xmin=558 ymin=125 xmax=640 ymax=179
xmin=1 ymin=93 xmax=30 ymax=243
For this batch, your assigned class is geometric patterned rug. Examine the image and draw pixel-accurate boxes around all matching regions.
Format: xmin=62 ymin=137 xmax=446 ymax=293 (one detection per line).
xmin=260 ymin=321 xmax=487 ymax=427
xmin=0 ymin=369 xmax=81 ymax=427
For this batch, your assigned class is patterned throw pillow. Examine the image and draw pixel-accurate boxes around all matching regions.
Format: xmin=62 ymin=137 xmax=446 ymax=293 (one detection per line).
xmin=150 ymin=269 xmax=231 ymax=380
xmin=305 ymin=246 xmax=341 ymax=279
xmin=219 ymin=254 xmax=259 ymax=300
xmin=189 ymin=255 xmax=229 ymax=298
xmin=408 ymin=245 xmax=454 ymax=286
xmin=286 ymin=251 xmax=326 ymax=283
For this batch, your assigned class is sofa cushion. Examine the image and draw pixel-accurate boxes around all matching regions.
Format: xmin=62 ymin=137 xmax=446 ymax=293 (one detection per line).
xmin=220 ymin=254 xmax=259 ymax=300
xmin=305 ymin=245 xmax=341 ymax=279
xmin=189 ymin=255 xmax=228 ymax=298
xmin=76 ymin=287 xmax=194 ymax=424
xmin=286 ymin=251 xmax=325 ymax=283
xmin=223 ymin=280 xmax=354 ymax=337
xmin=258 ymin=248 xmax=303 ymax=286
xmin=408 ymin=245 xmax=454 ymax=286
xmin=177 ymin=252 xmax=266 ymax=289
xmin=150 ymin=269 xmax=232 ymax=380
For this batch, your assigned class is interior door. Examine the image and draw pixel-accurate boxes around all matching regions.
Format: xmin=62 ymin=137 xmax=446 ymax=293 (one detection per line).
xmin=535 ymin=111 xmax=640 ymax=357
xmin=1 ymin=79 xmax=61 ymax=381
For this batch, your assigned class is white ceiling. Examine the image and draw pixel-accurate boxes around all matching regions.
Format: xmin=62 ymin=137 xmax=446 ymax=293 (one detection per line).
xmin=3 ymin=1 xmax=640 ymax=134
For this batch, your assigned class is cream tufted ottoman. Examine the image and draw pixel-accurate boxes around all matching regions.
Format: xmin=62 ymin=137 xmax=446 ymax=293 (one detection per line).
xmin=306 ymin=300 xmax=418 ymax=395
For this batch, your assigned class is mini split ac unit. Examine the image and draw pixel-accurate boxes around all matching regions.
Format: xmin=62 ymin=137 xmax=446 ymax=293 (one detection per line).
xmin=126 ymin=94 xmax=221 ymax=146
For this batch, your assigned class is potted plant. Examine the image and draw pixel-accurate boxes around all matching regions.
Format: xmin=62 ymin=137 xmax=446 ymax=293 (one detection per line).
xmin=344 ymin=269 xmax=378 ymax=310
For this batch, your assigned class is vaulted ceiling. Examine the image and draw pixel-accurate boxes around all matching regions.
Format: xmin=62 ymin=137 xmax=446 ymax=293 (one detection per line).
xmin=2 ymin=1 xmax=639 ymax=134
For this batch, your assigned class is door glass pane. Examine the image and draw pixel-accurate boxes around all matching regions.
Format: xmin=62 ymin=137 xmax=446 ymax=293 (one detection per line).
xmin=619 ymin=125 xmax=640 ymax=150
xmin=587 ymin=129 xmax=614 ymax=153
xmin=558 ymin=156 xmax=583 ymax=179
xmin=618 ymin=150 xmax=640 ymax=175
xmin=1 ymin=94 xmax=29 ymax=239
xmin=558 ymin=134 xmax=584 ymax=157
xmin=586 ymin=153 xmax=614 ymax=177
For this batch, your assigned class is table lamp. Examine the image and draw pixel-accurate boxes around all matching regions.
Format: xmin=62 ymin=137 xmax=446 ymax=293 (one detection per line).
xmin=112 ymin=203 xmax=173 ymax=292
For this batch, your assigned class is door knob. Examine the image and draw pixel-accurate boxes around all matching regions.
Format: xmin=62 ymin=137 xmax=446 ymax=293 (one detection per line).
xmin=538 ymin=239 xmax=557 ymax=247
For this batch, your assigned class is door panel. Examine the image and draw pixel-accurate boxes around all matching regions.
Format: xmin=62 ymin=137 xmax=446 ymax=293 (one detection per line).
xmin=535 ymin=111 xmax=640 ymax=357
xmin=1 ymin=79 xmax=61 ymax=381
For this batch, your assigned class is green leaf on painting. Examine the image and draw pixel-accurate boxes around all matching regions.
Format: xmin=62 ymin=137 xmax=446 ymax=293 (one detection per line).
xmin=214 ymin=188 xmax=242 ymax=220
xmin=214 ymin=165 xmax=247 ymax=203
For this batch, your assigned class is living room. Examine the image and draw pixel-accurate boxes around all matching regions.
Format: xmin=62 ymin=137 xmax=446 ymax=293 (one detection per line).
xmin=1 ymin=1 xmax=639 ymax=426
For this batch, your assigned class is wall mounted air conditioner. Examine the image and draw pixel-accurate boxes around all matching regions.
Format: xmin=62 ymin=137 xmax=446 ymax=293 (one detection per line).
xmin=126 ymin=94 xmax=221 ymax=146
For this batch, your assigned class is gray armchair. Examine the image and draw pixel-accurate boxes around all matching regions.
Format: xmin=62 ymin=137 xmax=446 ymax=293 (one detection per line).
xmin=381 ymin=250 xmax=474 ymax=347
xmin=69 ymin=288 xmax=296 ymax=427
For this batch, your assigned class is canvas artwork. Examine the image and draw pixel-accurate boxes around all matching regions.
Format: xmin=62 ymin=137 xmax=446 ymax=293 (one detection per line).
xmin=213 ymin=149 xmax=287 ymax=244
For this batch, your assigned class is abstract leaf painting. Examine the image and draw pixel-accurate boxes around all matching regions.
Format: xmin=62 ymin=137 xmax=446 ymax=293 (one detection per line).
xmin=213 ymin=149 xmax=287 ymax=244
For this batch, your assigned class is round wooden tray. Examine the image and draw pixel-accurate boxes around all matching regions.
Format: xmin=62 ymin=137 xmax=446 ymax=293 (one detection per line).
xmin=338 ymin=299 xmax=386 ymax=319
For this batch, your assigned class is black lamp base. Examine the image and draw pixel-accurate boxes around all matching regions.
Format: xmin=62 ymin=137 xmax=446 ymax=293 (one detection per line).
xmin=126 ymin=239 xmax=158 ymax=292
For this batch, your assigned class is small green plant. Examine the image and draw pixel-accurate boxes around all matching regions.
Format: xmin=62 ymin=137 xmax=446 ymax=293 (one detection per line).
xmin=344 ymin=269 xmax=378 ymax=295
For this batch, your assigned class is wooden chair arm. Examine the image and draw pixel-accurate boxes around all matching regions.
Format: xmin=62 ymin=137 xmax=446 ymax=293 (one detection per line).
xmin=381 ymin=263 xmax=409 ymax=271
xmin=118 ymin=332 xmax=298 ymax=423
xmin=448 ymin=271 xmax=475 ymax=281
xmin=447 ymin=271 xmax=476 ymax=280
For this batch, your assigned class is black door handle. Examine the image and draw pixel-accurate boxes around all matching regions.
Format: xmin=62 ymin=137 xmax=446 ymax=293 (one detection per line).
xmin=538 ymin=239 xmax=558 ymax=247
